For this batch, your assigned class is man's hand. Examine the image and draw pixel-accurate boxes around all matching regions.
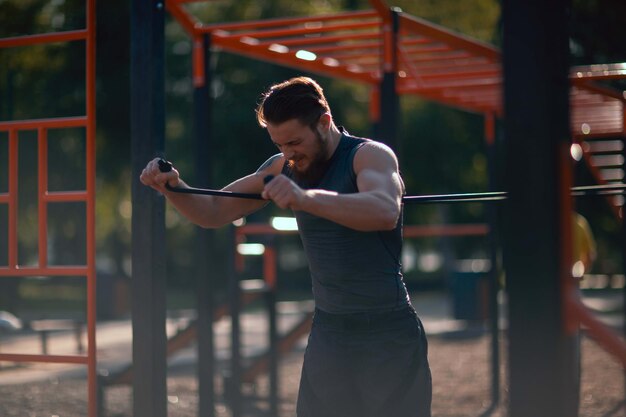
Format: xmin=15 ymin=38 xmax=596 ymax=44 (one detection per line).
xmin=262 ymin=174 xmax=309 ymax=210
xmin=140 ymin=157 xmax=181 ymax=193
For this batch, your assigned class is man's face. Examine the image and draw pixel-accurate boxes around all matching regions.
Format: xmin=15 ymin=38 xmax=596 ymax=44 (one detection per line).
xmin=267 ymin=118 xmax=329 ymax=183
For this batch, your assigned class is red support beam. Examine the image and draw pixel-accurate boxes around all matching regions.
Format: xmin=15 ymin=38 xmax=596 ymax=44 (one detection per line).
xmin=0 ymin=30 xmax=88 ymax=49
xmin=200 ymin=10 xmax=378 ymax=32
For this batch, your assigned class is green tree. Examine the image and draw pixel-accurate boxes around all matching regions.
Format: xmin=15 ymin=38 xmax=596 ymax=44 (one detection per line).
xmin=5 ymin=0 xmax=624 ymax=307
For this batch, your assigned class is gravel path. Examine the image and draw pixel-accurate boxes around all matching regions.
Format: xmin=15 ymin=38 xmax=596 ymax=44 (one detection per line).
xmin=0 ymin=331 xmax=623 ymax=417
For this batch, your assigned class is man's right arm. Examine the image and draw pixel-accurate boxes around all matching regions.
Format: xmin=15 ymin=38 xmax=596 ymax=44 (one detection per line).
xmin=139 ymin=156 xmax=283 ymax=228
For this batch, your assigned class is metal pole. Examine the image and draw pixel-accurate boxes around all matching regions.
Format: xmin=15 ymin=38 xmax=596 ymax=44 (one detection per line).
xmin=193 ymin=33 xmax=216 ymax=417
xmin=377 ymin=7 xmax=400 ymax=154
xmin=228 ymin=224 xmax=242 ymax=417
xmin=266 ymin=281 xmax=279 ymax=415
xmin=502 ymin=1 xmax=578 ymax=416
xmin=621 ymin=116 xmax=626 ymax=404
xmin=130 ymin=1 xmax=167 ymax=416
xmin=485 ymin=112 xmax=500 ymax=407
xmin=265 ymin=242 xmax=279 ymax=416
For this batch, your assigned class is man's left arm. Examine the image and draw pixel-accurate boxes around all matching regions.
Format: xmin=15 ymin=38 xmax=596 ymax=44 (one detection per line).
xmin=263 ymin=141 xmax=403 ymax=231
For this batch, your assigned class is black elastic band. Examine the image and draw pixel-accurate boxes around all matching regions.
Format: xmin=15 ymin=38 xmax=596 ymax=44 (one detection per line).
xmin=159 ymin=158 xmax=270 ymax=200
xmin=157 ymin=159 xmax=625 ymax=204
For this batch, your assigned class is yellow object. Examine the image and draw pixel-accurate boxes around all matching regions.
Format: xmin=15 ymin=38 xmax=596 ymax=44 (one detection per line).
xmin=572 ymin=212 xmax=597 ymax=277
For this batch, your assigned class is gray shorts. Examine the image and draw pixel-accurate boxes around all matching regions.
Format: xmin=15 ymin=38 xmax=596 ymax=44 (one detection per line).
xmin=297 ymin=307 xmax=432 ymax=417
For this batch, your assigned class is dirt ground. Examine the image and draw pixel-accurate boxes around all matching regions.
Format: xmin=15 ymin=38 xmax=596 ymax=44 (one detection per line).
xmin=0 ymin=331 xmax=623 ymax=417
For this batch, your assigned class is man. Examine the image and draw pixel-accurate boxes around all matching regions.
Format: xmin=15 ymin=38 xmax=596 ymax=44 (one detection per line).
xmin=140 ymin=76 xmax=432 ymax=417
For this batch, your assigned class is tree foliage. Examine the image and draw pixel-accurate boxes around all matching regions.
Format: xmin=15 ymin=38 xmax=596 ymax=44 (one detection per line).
xmin=1 ymin=0 xmax=625 ymax=309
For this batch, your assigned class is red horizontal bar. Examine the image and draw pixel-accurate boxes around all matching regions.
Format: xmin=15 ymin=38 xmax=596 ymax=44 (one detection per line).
xmin=408 ymin=56 xmax=492 ymax=70
xmin=573 ymin=62 xmax=626 ymax=72
xmin=215 ymin=20 xmax=379 ymax=41
xmin=573 ymin=131 xmax=626 ymax=140
xmin=0 ymin=353 xmax=88 ymax=364
xmin=574 ymin=125 xmax=624 ymax=133
xmin=402 ymin=45 xmax=454 ymax=57
xmin=320 ymin=50 xmax=380 ymax=62
xmin=402 ymin=76 xmax=502 ymax=93
xmin=0 ymin=30 xmax=88 ymax=49
xmin=421 ymin=70 xmax=501 ymax=83
xmin=571 ymin=109 xmax=623 ymax=118
xmin=453 ymin=96 xmax=501 ymax=107
xmin=338 ymin=57 xmax=380 ymax=67
xmin=235 ymin=223 xmax=489 ymax=238
xmin=200 ymin=10 xmax=378 ymax=32
xmin=0 ymin=116 xmax=87 ymax=131
xmin=570 ymin=63 xmax=626 ymax=81
xmin=445 ymin=92 xmax=500 ymax=106
xmin=236 ymin=224 xmax=297 ymax=236
xmin=399 ymin=13 xmax=500 ymax=61
xmin=256 ymin=31 xmax=380 ymax=48
xmin=212 ymin=35 xmax=377 ymax=85
xmin=43 ymin=191 xmax=88 ymax=202
xmin=0 ymin=193 xmax=8 ymax=203
xmin=404 ymin=224 xmax=489 ymax=238
xmin=0 ymin=266 xmax=89 ymax=276
xmin=400 ymin=88 xmax=501 ymax=116
xmin=302 ymin=40 xmax=382 ymax=55
xmin=409 ymin=62 xmax=501 ymax=76
xmin=408 ymin=51 xmax=474 ymax=64
xmin=571 ymin=94 xmax=620 ymax=104
xmin=572 ymin=82 xmax=625 ymax=102
xmin=572 ymin=115 xmax=623 ymax=124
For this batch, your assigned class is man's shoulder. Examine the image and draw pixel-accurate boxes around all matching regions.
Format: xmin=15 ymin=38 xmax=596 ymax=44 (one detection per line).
xmin=341 ymin=132 xmax=374 ymax=156
xmin=351 ymin=138 xmax=399 ymax=173
xmin=353 ymin=138 xmax=397 ymax=159
xmin=342 ymin=131 xmax=393 ymax=153
xmin=256 ymin=153 xmax=285 ymax=172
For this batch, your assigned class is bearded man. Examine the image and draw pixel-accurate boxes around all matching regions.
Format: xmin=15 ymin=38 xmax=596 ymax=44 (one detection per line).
xmin=140 ymin=76 xmax=432 ymax=417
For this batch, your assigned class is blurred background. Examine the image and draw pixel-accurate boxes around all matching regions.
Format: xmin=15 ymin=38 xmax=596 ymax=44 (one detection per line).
xmin=0 ymin=0 xmax=625 ymax=323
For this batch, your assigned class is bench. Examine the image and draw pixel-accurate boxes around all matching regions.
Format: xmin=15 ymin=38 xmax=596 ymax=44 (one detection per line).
xmin=29 ymin=319 xmax=84 ymax=355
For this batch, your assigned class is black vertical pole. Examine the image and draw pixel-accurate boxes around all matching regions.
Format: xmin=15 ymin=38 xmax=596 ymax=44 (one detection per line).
xmin=228 ymin=225 xmax=242 ymax=417
xmin=502 ymin=1 xmax=578 ymax=417
xmin=194 ymin=34 xmax=216 ymax=417
xmin=621 ymin=133 xmax=626 ymax=402
xmin=266 ymin=240 xmax=279 ymax=417
xmin=268 ymin=292 xmax=278 ymax=416
xmin=0 ymin=68 xmax=18 ymax=313
xmin=485 ymin=113 xmax=500 ymax=407
xmin=130 ymin=1 xmax=167 ymax=417
xmin=377 ymin=8 xmax=400 ymax=154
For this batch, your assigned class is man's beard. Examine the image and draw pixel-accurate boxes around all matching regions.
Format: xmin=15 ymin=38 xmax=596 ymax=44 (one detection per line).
xmin=288 ymin=131 xmax=330 ymax=187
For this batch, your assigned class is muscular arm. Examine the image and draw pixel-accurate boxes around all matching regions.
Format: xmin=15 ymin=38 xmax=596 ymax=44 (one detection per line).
xmin=262 ymin=142 xmax=403 ymax=231
xmin=140 ymin=154 xmax=284 ymax=228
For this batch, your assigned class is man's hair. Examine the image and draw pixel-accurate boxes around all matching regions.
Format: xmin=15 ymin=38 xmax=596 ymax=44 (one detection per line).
xmin=256 ymin=76 xmax=330 ymax=130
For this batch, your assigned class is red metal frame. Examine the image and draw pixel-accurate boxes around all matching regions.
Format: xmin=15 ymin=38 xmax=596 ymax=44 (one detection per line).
xmin=234 ymin=222 xmax=489 ymax=283
xmin=0 ymin=1 xmax=98 ymax=416
xmin=166 ymin=0 xmax=625 ymax=136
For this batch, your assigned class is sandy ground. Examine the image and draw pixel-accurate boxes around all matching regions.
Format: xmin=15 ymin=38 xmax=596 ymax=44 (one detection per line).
xmin=0 ymin=330 xmax=623 ymax=417
xmin=0 ymin=290 xmax=624 ymax=417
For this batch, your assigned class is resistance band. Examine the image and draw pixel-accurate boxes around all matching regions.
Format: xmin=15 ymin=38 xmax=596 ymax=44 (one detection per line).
xmin=157 ymin=159 xmax=625 ymax=204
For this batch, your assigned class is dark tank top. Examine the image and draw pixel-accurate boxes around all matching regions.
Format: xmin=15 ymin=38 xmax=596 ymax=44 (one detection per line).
xmin=282 ymin=132 xmax=410 ymax=314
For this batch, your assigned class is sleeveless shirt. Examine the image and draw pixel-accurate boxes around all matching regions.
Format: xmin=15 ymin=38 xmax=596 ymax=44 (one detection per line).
xmin=282 ymin=131 xmax=410 ymax=314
